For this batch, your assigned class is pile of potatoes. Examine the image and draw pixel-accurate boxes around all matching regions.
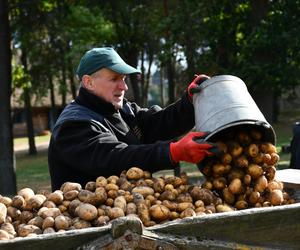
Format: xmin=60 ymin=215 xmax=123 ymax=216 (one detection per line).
xmin=0 ymin=129 xmax=296 ymax=240
xmin=0 ymin=167 xmax=224 ymax=240
xmin=200 ymin=128 xmax=295 ymax=210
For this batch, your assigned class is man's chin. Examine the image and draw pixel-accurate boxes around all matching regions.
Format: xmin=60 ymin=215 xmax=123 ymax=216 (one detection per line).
xmin=113 ymin=102 xmax=123 ymax=110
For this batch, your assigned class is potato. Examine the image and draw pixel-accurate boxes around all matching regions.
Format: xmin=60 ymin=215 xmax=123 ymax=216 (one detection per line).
xmin=149 ymin=204 xmax=170 ymax=222
xmin=222 ymin=188 xmax=235 ymax=204
xmin=75 ymin=203 xmax=98 ymax=221
xmin=43 ymin=227 xmax=56 ymax=234
xmin=250 ymin=129 xmax=262 ymax=141
xmin=229 ymin=142 xmax=243 ymax=158
xmin=269 ymin=190 xmax=284 ymax=206
xmin=28 ymin=216 xmax=43 ymax=228
xmin=40 ymin=207 xmax=61 ymax=219
xmin=72 ymin=218 xmax=91 ymax=229
xmin=0 ymin=229 xmax=10 ymax=240
xmin=169 ymin=211 xmax=179 ymax=220
xmin=0 ymin=196 xmax=12 ymax=207
xmin=228 ymin=168 xmax=244 ymax=181
xmin=159 ymin=190 xmax=176 ymax=201
xmin=221 ymin=153 xmax=232 ymax=165
xmin=6 ymin=206 xmax=21 ymax=220
xmin=63 ymin=190 xmax=79 ymax=201
xmin=216 ymin=141 xmax=228 ymax=153
xmin=94 ymin=187 xmax=108 ymax=204
xmin=262 ymin=153 xmax=272 ymax=165
xmin=68 ymin=199 xmax=82 ymax=217
xmin=105 ymin=183 xmax=119 ymax=191
xmin=0 ymin=203 xmax=7 ymax=224
xmin=126 ymin=203 xmax=137 ymax=215
xmin=260 ymin=143 xmax=277 ymax=154
xmin=228 ymin=178 xmax=243 ymax=195
xmin=131 ymin=186 xmax=154 ymax=198
xmin=247 ymin=164 xmax=264 ymax=179
xmin=237 ymin=131 xmax=252 ymax=145
xmin=54 ymin=215 xmax=71 ymax=230
xmin=20 ymin=211 xmax=34 ymax=224
xmin=137 ymin=203 xmax=150 ymax=225
xmin=165 ymin=176 xmax=182 ymax=188
xmin=60 ymin=182 xmax=81 ymax=193
xmin=248 ymin=191 xmax=260 ymax=205
xmin=201 ymin=180 xmax=213 ymax=190
xmin=161 ymin=200 xmax=177 ymax=211
xmin=254 ymin=175 xmax=268 ymax=193
xmin=235 ymin=200 xmax=248 ymax=210
xmin=42 ymin=217 xmax=55 ymax=230
xmin=179 ymin=172 xmax=189 ymax=185
xmin=213 ymin=177 xmax=227 ymax=190
xmin=93 ymin=216 xmax=110 ymax=227
xmin=114 ymin=196 xmax=127 ymax=212
xmin=47 ymin=191 xmax=64 ymax=205
xmin=18 ymin=188 xmax=35 ymax=202
xmin=18 ymin=225 xmax=42 ymax=237
xmin=107 ymin=175 xmax=119 ymax=184
xmin=267 ymin=180 xmax=283 ymax=192
xmin=269 ymin=153 xmax=280 ymax=165
xmin=11 ymin=195 xmax=25 ymax=209
xmin=189 ymin=187 xmax=214 ymax=205
xmin=1 ymin=222 xmax=16 ymax=236
xmin=153 ymin=178 xmax=165 ymax=193
xmin=212 ymin=164 xmax=227 ymax=175
xmin=252 ymin=152 xmax=264 ymax=164
xmin=95 ymin=176 xmax=107 ymax=187
xmin=176 ymin=193 xmax=193 ymax=203
xmin=177 ymin=202 xmax=194 ymax=213
xmin=216 ymin=204 xmax=234 ymax=213
xmin=126 ymin=167 xmax=144 ymax=180
xmin=194 ymin=200 xmax=205 ymax=208
xmin=180 ymin=208 xmax=196 ymax=218
xmin=43 ymin=201 xmax=56 ymax=209
xmin=243 ymin=174 xmax=252 ymax=186
xmin=234 ymin=155 xmax=248 ymax=168
xmin=265 ymin=166 xmax=276 ymax=181
xmin=246 ymin=144 xmax=259 ymax=158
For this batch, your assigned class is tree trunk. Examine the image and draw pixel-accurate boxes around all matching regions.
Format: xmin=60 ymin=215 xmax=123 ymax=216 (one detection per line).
xmin=68 ymin=63 xmax=77 ymax=99
xmin=21 ymin=50 xmax=37 ymax=155
xmin=49 ymin=74 xmax=57 ymax=131
xmin=0 ymin=0 xmax=17 ymax=195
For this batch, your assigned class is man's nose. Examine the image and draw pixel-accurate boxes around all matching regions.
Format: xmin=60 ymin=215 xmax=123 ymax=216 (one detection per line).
xmin=119 ymin=80 xmax=128 ymax=91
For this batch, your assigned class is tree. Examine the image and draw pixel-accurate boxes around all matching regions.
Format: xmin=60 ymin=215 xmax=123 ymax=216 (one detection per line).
xmin=0 ymin=0 xmax=17 ymax=195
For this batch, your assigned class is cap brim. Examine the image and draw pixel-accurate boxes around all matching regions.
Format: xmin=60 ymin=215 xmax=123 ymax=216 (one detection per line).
xmin=109 ymin=63 xmax=141 ymax=74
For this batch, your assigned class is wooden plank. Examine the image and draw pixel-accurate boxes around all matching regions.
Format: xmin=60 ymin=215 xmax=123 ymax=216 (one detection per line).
xmin=148 ymin=203 xmax=300 ymax=249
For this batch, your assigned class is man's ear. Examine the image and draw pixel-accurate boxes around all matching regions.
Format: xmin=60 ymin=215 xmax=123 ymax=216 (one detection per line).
xmin=82 ymin=75 xmax=93 ymax=90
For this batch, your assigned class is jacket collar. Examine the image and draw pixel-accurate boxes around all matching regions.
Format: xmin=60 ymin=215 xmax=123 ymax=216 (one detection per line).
xmin=75 ymin=87 xmax=120 ymax=116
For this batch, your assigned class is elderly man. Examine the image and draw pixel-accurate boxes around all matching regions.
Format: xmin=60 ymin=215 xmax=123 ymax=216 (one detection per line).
xmin=48 ymin=47 xmax=215 ymax=191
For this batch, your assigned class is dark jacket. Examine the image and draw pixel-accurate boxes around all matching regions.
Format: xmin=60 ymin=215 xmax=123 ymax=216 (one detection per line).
xmin=48 ymin=87 xmax=195 ymax=191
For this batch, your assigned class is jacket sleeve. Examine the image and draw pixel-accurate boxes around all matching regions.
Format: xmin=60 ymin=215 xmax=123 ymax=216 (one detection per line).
xmin=50 ymin=120 xmax=176 ymax=177
xmin=133 ymin=92 xmax=196 ymax=143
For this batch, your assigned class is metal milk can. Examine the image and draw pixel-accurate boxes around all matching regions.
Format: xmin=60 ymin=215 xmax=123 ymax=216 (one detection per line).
xmin=193 ymin=75 xmax=276 ymax=143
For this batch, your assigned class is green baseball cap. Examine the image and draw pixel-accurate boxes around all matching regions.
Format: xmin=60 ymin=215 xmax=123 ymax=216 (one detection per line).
xmin=76 ymin=47 xmax=141 ymax=80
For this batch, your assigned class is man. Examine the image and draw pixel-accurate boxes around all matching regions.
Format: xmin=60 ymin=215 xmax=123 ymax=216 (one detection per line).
xmin=48 ymin=47 xmax=215 ymax=191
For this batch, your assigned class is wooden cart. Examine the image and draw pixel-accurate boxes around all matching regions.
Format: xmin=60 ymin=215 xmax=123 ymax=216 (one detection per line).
xmin=0 ymin=169 xmax=299 ymax=250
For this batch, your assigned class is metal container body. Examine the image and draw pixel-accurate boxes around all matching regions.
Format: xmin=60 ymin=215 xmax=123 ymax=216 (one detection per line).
xmin=193 ymin=75 xmax=276 ymax=143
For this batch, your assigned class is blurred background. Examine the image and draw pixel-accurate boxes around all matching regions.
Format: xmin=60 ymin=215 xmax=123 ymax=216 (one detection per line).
xmin=1 ymin=0 xmax=300 ymax=193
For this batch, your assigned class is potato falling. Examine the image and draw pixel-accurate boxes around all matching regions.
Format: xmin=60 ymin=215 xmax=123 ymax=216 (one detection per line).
xmin=200 ymin=129 xmax=295 ymax=209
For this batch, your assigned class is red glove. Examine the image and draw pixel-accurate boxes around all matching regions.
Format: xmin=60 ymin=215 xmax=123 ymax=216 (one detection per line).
xmin=187 ymin=74 xmax=210 ymax=100
xmin=170 ymin=131 xmax=215 ymax=164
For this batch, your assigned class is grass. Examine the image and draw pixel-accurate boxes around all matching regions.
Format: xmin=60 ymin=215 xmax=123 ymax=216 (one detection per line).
xmin=14 ymin=109 xmax=299 ymax=192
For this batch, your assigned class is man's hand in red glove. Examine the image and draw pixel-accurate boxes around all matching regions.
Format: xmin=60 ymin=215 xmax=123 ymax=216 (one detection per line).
xmin=170 ymin=131 xmax=216 ymax=164
xmin=187 ymin=74 xmax=210 ymax=101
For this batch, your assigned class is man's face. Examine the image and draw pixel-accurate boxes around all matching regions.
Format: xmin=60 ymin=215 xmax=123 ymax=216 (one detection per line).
xmin=83 ymin=68 xmax=128 ymax=109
